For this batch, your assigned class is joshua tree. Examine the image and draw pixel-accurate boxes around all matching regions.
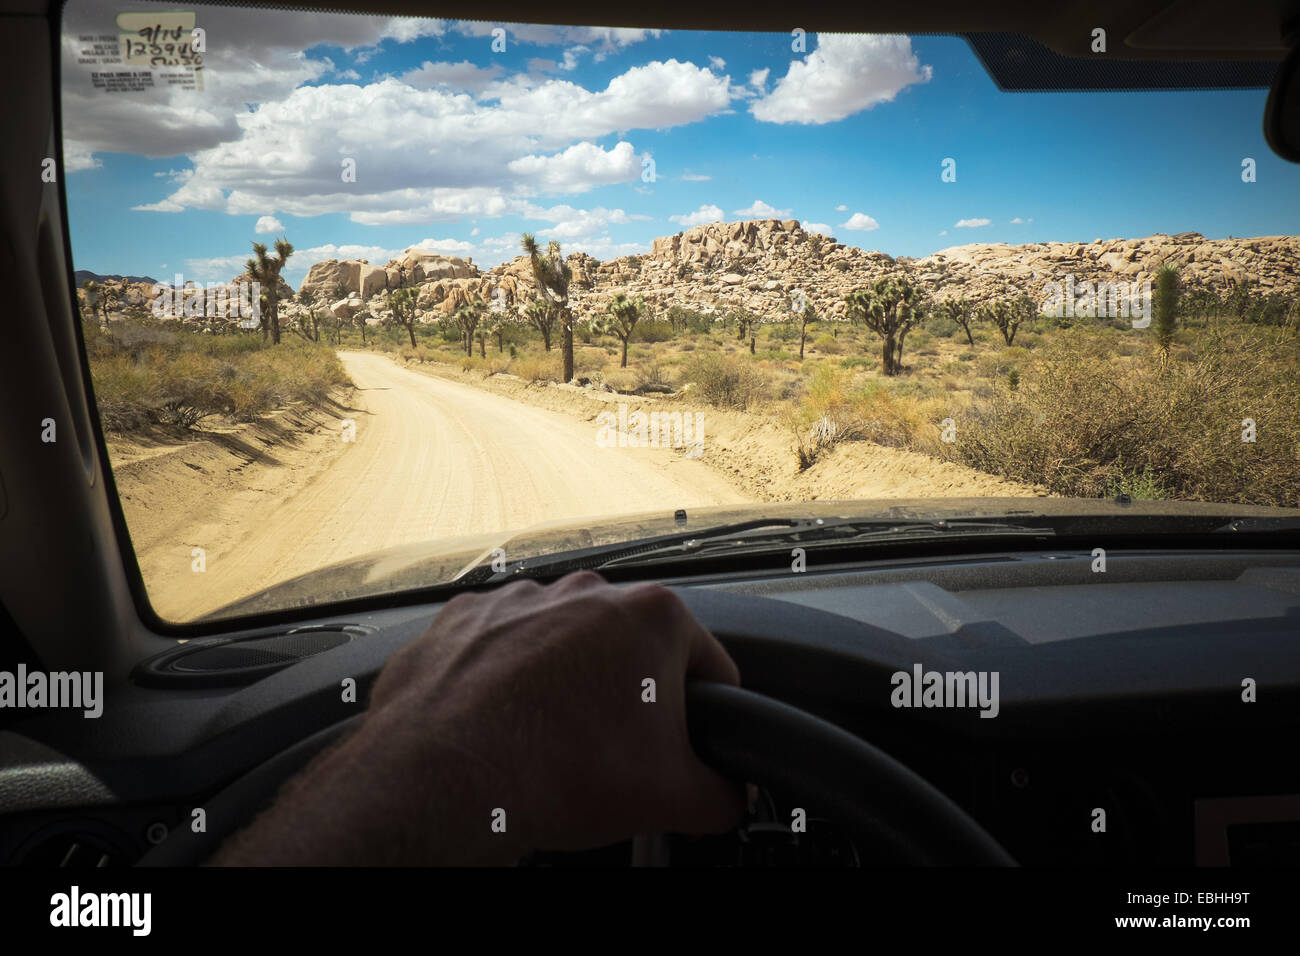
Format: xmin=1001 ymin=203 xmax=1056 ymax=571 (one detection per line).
xmin=245 ymin=237 xmax=294 ymax=345
xmin=295 ymin=288 xmax=321 ymax=342
xmin=978 ymin=295 xmax=1031 ymax=346
xmin=386 ymin=286 xmax=420 ymax=348
xmin=522 ymin=234 xmax=573 ymax=380
xmin=797 ymin=302 xmax=817 ymax=360
xmin=1153 ymin=264 xmax=1180 ymax=359
xmin=844 ymin=275 xmax=922 ymax=375
xmin=601 ymin=293 xmax=646 ymax=367
xmin=450 ymin=298 xmax=488 ymax=356
xmin=523 ymin=297 xmax=557 ymax=351
xmin=485 ymin=301 xmax=514 ymax=353
xmin=729 ymin=307 xmax=761 ymax=354
xmin=934 ymin=296 xmax=978 ymax=346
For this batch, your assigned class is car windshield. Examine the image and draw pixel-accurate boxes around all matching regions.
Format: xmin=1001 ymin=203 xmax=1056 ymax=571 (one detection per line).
xmin=60 ymin=0 xmax=1300 ymax=623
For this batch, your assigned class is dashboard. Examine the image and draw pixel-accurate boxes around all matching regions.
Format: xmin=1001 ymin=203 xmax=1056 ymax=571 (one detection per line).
xmin=2 ymin=547 xmax=1299 ymax=866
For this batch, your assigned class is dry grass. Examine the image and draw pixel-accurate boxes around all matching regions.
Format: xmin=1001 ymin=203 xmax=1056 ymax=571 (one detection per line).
xmin=87 ymin=321 xmax=349 ymax=431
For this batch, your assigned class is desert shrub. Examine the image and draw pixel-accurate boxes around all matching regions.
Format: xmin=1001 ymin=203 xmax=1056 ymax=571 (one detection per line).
xmin=1104 ymin=461 xmax=1172 ymax=500
xmin=511 ymin=354 xmax=562 ymax=384
xmin=632 ymin=318 xmax=675 ymax=343
xmin=923 ymin=313 xmax=960 ymax=338
xmin=787 ymin=365 xmax=940 ymax=468
xmin=88 ymin=325 xmax=344 ymax=432
xmin=683 ymin=352 xmax=770 ymax=410
xmin=635 ymin=363 xmax=676 ymax=394
xmin=950 ymin=329 xmax=1300 ymax=506
xmin=811 ymin=334 xmax=842 ymax=354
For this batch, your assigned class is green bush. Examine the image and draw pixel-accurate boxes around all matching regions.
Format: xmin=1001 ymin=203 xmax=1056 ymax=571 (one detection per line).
xmin=923 ymin=313 xmax=960 ymax=338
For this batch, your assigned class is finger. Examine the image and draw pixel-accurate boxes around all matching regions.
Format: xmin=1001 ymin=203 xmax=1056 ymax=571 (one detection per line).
xmin=683 ymin=620 xmax=740 ymax=687
xmin=673 ymin=764 xmax=748 ymax=836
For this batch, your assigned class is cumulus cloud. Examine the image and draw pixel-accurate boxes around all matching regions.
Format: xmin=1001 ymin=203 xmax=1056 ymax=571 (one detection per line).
xmin=751 ymin=34 xmax=931 ymax=124
xmin=955 ymin=218 xmax=991 ymax=228
xmin=507 ymin=141 xmax=643 ymax=193
xmin=670 ymin=204 xmax=724 ymax=227
xmin=120 ymin=58 xmax=729 ymax=224
xmin=839 ymin=212 xmax=880 ymax=231
xmin=401 ymin=60 xmax=505 ymax=92
xmin=520 ymin=203 xmax=651 ymax=239
xmin=733 ymin=199 xmax=791 ymax=218
xmin=835 ymin=203 xmax=848 ymax=212
xmin=185 ymin=236 xmax=478 ymax=285
xmin=254 ymin=215 xmax=284 ymax=234
xmin=680 ymin=172 xmax=711 ymax=181
xmin=802 ymin=221 xmax=833 ymax=236
xmin=709 ymin=56 xmax=726 ymax=70
xmin=63 ymin=142 xmax=102 ymax=172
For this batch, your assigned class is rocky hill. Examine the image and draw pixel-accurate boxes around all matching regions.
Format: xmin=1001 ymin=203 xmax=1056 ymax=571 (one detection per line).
xmin=297 ymin=220 xmax=1297 ymax=328
xmin=80 ymin=220 xmax=1299 ymax=328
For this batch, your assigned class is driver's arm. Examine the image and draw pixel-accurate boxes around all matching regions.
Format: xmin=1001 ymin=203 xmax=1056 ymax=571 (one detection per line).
xmin=207 ymin=571 xmax=747 ymax=865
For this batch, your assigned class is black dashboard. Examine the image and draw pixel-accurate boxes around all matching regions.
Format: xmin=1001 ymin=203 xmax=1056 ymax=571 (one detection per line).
xmin=3 ymin=547 xmax=1299 ymax=866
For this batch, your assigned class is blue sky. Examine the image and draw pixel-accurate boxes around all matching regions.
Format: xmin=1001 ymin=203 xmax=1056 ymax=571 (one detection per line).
xmin=61 ymin=2 xmax=1299 ymax=286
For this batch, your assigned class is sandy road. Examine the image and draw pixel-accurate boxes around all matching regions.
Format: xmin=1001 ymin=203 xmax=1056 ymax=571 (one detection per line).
xmin=153 ymin=351 xmax=748 ymax=620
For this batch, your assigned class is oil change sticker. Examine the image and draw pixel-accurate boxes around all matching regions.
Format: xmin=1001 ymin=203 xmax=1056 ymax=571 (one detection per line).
xmin=78 ymin=11 xmax=204 ymax=92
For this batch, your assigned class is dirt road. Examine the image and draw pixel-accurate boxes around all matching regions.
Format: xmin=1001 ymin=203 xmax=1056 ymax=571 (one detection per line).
xmin=140 ymin=350 xmax=749 ymax=620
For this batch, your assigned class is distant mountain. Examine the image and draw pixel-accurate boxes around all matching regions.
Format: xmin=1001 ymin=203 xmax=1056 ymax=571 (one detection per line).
xmin=75 ymin=270 xmax=159 ymax=287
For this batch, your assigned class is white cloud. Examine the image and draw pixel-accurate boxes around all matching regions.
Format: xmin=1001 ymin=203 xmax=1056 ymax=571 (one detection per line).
xmin=839 ymin=212 xmax=880 ymax=231
xmin=521 ymin=203 xmax=650 ymax=239
xmin=131 ymin=198 xmax=186 ymax=213
xmin=670 ymin=204 xmax=724 ymax=227
xmin=402 ymin=60 xmax=505 ymax=92
xmin=63 ymin=142 xmax=102 ymax=172
xmin=185 ymin=236 xmax=477 ymax=285
xmin=680 ymin=172 xmax=711 ymax=181
xmin=709 ymin=56 xmax=726 ymax=70
xmin=955 ymin=218 xmax=991 ymax=228
xmin=835 ymin=203 xmax=848 ymax=212
xmin=181 ymin=254 xmax=252 ymax=282
xmin=751 ymin=34 xmax=932 ymax=125
xmin=1009 ymin=217 xmax=1024 ymax=224
xmin=749 ymin=68 xmax=769 ymax=90
xmin=507 ymin=141 xmax=643 ymax=193
xmin=733 ymin=199 xmax=792 ymax=218
xmin=125 ymin=60 xmax=730 ymax=224
xmin=939 ymin=229 xmax=948 ymax=236
xmin=451 ymin=22 xmax=661 ymax=50
xmin=254 ymin=215 xmax=285 ymax=234
xmin=407 ymin=237 xmax=476 ymax=255
xmin=802 ymin=221 xmax=833 ymax=236
xmin=337 ymin=68 xmax=361 ymax=81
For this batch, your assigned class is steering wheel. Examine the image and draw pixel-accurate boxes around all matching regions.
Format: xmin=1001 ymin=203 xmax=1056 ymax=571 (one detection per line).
xmin=140 ymin=681 xmax=1016 ymax=866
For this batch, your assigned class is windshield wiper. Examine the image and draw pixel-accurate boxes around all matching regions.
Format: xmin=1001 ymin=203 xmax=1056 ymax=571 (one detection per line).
xmin=463 ymin=516 xmax=1055 ymax=584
